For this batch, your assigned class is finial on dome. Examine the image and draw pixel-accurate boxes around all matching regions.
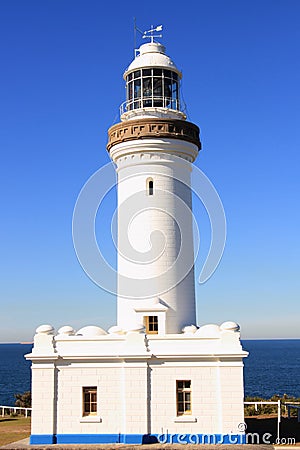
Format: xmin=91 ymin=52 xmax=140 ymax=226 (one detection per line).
xmin=133 ymin=20 xmax=163 ymax=55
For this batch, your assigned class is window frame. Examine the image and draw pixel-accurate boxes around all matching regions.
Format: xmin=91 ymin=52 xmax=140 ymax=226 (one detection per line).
xmin=176 ymin=380 xmax=192 ymax=416
xmin=144 ymin=315 xmax=158 ymax=334
xmin=82 ymin=386 xmax=97 ymax=417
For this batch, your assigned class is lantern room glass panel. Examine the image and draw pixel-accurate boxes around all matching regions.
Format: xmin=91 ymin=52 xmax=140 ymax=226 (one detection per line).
xmin=126 ymin=68 xmax=180 ymax=111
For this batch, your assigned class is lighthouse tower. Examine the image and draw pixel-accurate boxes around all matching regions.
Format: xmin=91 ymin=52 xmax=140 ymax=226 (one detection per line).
xmin=107 ymin=38 xmax=201 ymax=334
xmin=27 ymin=31 xmax=248 ymax=446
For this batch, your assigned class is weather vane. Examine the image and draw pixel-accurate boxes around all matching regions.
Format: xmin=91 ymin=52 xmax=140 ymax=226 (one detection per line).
xmin=133 ymin=20 xmax=163 ymax=55
xmin=142 ymin=25 xmax=163 ymax=43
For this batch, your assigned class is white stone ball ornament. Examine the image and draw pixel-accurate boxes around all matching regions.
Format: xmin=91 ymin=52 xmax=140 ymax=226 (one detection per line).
xmin=182 ymin=325 xmax=198 ymax=334
xmin=57 ymin=326 xmax=75 ymax=336
xmin=220 ymin=321 xmax=240 ymax=332
xmin=76 ymin=325 xmax=107 ymax=337
xmin=35 ymin=324 xmax=55 ymax=335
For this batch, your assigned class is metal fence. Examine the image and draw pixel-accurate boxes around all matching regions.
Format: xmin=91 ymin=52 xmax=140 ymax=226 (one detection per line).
xmin=0 ymin=405 xmax=32 ymax=417
xmin=244 ymin=400 xmax=281 ymax=441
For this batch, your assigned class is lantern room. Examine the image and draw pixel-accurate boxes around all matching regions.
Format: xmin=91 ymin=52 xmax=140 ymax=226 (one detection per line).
xmin=120 ymin=42 xmax=186 ymax=121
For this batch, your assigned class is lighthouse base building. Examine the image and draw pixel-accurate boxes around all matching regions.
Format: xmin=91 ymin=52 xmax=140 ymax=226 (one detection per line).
xmin=26 ymin=35 xmax=248 ymax=445
xmin=27 ymin=323 xmax=247 ymax=445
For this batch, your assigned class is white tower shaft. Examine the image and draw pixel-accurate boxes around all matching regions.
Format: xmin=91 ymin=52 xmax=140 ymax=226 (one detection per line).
xmin=112 ymin=143 xmax=197 ymax=333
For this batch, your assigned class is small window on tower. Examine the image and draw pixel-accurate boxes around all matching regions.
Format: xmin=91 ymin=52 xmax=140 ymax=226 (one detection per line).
xmin=147 ymin=179 xmax=154 ymax=196
xmin=144 ymin=316 xmax=158 ymax=334
xmin=83 ymin=387 xmax=97 ymax=416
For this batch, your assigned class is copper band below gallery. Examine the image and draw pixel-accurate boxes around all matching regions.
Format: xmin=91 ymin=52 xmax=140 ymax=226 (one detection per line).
xmin=107 ymin=118 xmax=201 ymax=152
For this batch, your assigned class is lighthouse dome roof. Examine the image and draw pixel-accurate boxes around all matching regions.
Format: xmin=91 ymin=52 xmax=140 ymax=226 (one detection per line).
xmin=124 ymin=42 xmax=182 ymax=79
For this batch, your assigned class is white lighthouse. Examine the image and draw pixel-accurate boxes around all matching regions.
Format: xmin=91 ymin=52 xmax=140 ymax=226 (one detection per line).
xmin=108 ymin=39 xmax=200 ymax=334
xmin=26 ymin=31 xmax=248 ymax=445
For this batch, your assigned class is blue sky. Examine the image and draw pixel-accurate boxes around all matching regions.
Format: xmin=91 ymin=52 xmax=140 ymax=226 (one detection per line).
xmin=0 ymin=0 xmax=299 ymax=341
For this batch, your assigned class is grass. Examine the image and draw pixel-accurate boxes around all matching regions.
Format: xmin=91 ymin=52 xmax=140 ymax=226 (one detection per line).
xmin=0 ymin=416 xmax=31 ymax=446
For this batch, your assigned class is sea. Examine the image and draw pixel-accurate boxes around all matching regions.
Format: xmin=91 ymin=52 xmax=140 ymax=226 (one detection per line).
xmin=0 ymin=340 xmax=300 ymax=406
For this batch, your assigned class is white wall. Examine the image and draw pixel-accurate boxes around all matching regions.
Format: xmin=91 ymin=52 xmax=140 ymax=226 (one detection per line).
xmin=30 ymin=358 xmax=245 ymax=436
xmin=31 ymin=364 xmax=56 ymax=436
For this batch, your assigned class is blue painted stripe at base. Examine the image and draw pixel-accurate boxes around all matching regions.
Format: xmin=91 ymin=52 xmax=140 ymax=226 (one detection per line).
xmin=56 ymin=434 xmax=120 ymax=444
xmin=122 ymin=434 xmax=144 ymax=444
xmin=30 ymin=435 xmax=56 ymax=444
xmin=30 ymin=433 xmax=246 ymax=445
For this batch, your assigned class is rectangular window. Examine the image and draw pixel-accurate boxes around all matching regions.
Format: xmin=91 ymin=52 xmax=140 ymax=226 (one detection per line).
xmin=133 ymin=70 xmax=141 ymax=79
xmin=83 ymin=387 xmax=97 ymax=416
xmin=148 ymin=179 xmax=154 ymax=195
xmin=176 ymin=380 xmax=191 ymax=415
xmin=144 ymin=315 xmax=158 ymax=334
